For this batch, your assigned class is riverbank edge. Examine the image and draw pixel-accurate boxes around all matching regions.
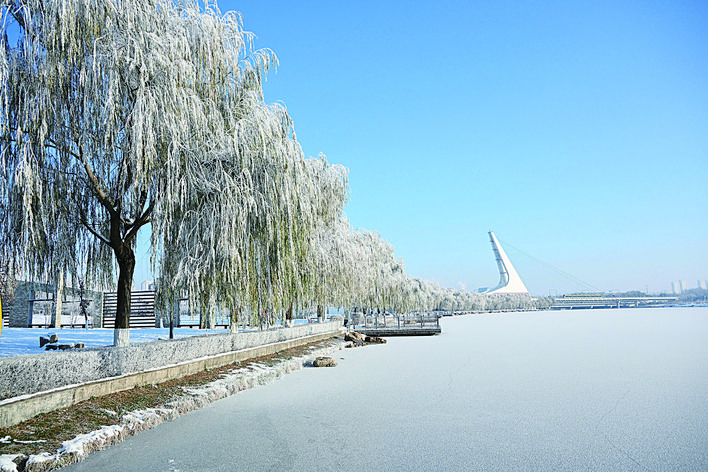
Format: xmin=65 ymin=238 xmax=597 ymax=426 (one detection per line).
xmin=0 ymin=321 xmax=344 ymax=404
xmin=0 ymin=337 xmax=347 ymax=472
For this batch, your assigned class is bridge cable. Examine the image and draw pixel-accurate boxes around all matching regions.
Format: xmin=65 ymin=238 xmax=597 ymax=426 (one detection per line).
xmin=497 ymin=237 xmax=604 ymax=293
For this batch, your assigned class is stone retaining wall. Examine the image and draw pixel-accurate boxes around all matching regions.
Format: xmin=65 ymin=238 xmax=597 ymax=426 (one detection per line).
xmin=0 ymin=321 xmax=342 ymax=401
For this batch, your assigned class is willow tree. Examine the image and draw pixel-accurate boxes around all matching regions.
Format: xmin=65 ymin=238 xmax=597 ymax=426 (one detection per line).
xmin=154 ymin=128 xmax=349 ymax=330
xmin=0 ymin=0 xmax=277 ymax=345
xmin=298 ymin=156 xmax=349 ymax=321
xmin=153 ymin=99 xmax=310 ymax=330
xmin=307 ymin=214 xmax=351 ymax=318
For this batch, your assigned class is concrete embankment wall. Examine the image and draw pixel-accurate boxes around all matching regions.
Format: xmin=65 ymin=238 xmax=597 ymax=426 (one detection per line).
xmin=0 ymin=321 xmax=343 ymax=427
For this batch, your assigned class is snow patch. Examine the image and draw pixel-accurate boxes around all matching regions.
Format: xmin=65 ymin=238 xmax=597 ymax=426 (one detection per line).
xmin=0 ymin=327 xmax=240 ymax=358
xmin=24 ymin=452 xmax=54 ymax=471
xmin=58 ymin=424 xmax=125 ymax=465
xmin=0 ymin=455 xmax=24 ymax=472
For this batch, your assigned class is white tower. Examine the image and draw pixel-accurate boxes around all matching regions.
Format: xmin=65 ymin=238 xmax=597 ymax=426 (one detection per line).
xmin=487 ymin=231 xmax=529 ymax=295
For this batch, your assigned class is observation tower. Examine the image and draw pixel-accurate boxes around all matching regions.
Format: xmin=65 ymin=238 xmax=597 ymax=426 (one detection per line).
xmin=486 ymin=231 xmax=529 ymax=295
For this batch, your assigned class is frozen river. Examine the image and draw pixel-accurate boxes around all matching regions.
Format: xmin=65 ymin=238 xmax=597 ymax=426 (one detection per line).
xmin=64 ymin=307 xmax=708 ymax=471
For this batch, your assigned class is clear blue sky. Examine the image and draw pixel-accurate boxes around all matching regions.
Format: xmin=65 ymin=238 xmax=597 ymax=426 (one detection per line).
xmin=136 ymin=0 xmax=708 ymax=295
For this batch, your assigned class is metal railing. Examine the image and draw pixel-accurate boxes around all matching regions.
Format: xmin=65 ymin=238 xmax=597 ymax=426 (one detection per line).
xmin=349 ymin=313 xmax=440 ymax=330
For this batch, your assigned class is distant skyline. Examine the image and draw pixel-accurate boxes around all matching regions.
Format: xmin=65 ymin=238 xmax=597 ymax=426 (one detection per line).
xmin=132 ymin=0 xmax=707 ymax=296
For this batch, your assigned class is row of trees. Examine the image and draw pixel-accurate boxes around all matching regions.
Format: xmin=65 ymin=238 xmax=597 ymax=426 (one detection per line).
xmin=0 ymin=0 xmax=535 ymax=343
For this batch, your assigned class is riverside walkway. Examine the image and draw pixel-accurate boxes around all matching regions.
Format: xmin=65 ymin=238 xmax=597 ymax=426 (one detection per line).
xmin=350 ymin=313 xmax=441 ymax=336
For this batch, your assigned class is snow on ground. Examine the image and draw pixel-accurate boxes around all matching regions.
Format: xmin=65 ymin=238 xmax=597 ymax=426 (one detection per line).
xmin=0 ymin=454 xmax=22 ymax=472
xmin=0 ymin=327 xmax=221 ymax=358
xmin=0 ymin=319 xmax=311 ymax=358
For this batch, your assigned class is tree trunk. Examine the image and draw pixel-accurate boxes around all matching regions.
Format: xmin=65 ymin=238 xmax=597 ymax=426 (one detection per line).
xmin=285 ymin=300 xmax=293 ymax=327
xmin=113 ymin=243 xmax=135 ymax=346
xmin=169 ymin=305 xmax=174 ymax=339
xmin=317 ymin=304 xmax=324 ymax=323
xmin=52 ymin=270 xmax=64 ymax=329
xmin=200 ymin=304 xmax=215 ymax=329
xmin=229 ymin=306 xmax=241 ymax=333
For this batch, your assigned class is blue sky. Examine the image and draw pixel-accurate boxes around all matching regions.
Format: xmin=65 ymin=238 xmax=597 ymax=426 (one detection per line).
xmin=141 ymin=0 xmax=707 ymax=296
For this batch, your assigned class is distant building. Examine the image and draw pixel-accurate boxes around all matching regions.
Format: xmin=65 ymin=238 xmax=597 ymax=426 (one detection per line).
xmin=672 ymin=280 xmax=688 ymax=294
xmin=141 ymin=280 xmax=155 ymax=291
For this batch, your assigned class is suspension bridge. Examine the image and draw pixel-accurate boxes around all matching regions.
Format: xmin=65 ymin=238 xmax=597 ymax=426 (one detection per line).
xmin=483 ymin=231 xmax=678 ymax=309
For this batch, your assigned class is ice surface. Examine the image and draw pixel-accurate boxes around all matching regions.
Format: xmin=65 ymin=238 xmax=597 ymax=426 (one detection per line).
xmin=61 ymin=307 xmax=708 ymax=472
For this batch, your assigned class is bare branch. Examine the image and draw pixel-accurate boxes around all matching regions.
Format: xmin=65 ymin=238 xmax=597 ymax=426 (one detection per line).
xmin=78 ymin=145 xmax=119 ymax=219
xmin=124 ymin=199 xmax=155 ymax=243
xmin=80 ymin=217 xmax=111 ymax=246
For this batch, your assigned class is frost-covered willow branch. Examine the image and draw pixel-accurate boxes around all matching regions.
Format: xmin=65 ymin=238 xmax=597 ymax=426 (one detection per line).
xmin=0 ymin=0 xmax=284 ymax=342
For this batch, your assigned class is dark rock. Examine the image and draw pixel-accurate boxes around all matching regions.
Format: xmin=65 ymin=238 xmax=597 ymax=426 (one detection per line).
xmin=345 ymin=331 xmax=365 ymax=343
xmin=365 ymin=335 xmax=387 ymax=344
xmin=40 ymin=333 xmax=60 ymax=347
xmin=45 ymin=344 xmax=58 ymax=350
xmin=313 ymin=356 xmax=337 ymax=367
xmin=11 ymin=454 xmax=28 ymax=471
xmin=59 ymin=343 xmax=85 ymax=350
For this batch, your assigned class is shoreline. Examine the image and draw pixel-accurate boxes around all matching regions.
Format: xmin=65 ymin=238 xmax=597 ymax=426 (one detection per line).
xmin=0 ymin=337 xmax=346 ymax=472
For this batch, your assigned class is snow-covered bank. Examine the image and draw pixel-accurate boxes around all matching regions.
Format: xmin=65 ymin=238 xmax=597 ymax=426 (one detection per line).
xmin=0 ymin=321 xmax=342 ymax=402
xmin=0 ymin=323 xmax=310 ymax=359
xmin=0 ymin=339 xmax=344 ymax=472
xmin=0 ymin=327 xmax=222 ymax=358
